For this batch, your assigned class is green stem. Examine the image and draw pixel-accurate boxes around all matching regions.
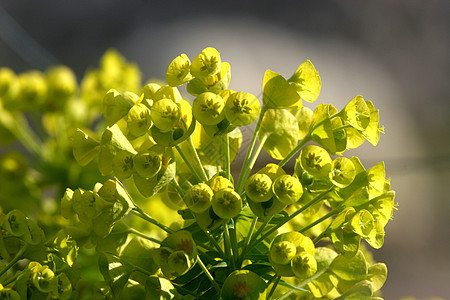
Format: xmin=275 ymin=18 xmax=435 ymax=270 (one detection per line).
xmin=131 ymin=207 xmax=174 ymax=234
xmin=238 ymin=134 xmax=269 ymax=193
xmin=240 ymin=216 xmax=273 ymax=260
xmin=223 ymin=221 xmax=236 ymax=271
xmin=223 ymin=133 xmax=231 ymax=181
xmin=188 ymin=135 xmax=208 ymax=181
xmin=12 ymin=114 xmax=46 ymax=160
xmin=196 ymin=255 xmax=221 ymax=294
xmin=175 ymin=144 xmax=203 ymax=182
xmin=205 ymin=230 xmax=225 ymax=258
xmin=127 ymin=228 xmax=162 ymax=244
xmin=236 ymin=108 xmax=266 ymax=193
xmin=238 ymin=215 xmax=258 ymax=267
xmin=267 ymin=275 xmax=281 ymax=300
xmin=0 ymin=243 xmax=28 ymax=279
xmin=298 ymin=209 xmax=339 ymax=234
xmin=250 ymin=188 xmax=333 ymax=250
xmin=278 ymin=134 xmax=311 ymax=167
xmin=171 ymin=177 xmax=185 ymax=197
xmin=313 ymin=230 xmax=328 ymax=244
xmin=229 ymin=219 xmax=239 ymax=268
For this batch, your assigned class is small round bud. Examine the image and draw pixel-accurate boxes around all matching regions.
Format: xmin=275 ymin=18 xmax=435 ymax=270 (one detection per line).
xmin=133 ymin=151 xmax=162 ymax=179
xmin=225 ymin=92 xmax=261 ymax=126
xmin=151 ymin=98 xmax=181 ymax=132
xmin=17 ymin=70 xmax=47 ymax=110
xmin=299 ymin=145 xmax=332 ymax=178
xmin=245 ymin=173 xmax=273 ymax=203
xmin=257 ymin=163 xmax=286 ymax=181
xmin=272 ymin=175 xmax=303 ymax=205
xmin=269 ymin=241 xmax=297 ymax=265
xmin=190 ymin=47 xmax=221 ymax=78
xmin=193 ymin=92 xmax=225 ymax=125
xmin=221 ymin=270 xmax=266 ymax=300
xmin=112 ymin=150 xmax=135 ymax=179
xmin=154 ymin=85 xmax=183 ymax=103
xmin=141 ymin=82 xmax=161 ymax=100
xmin=184 ymin=183 xmax=214 ymax=213
xmin=211 ymin=188 xmax=242 ymax=219
xmin=207 ymin=175 xmax=234 ymax=194
xmin=46 ymin=65 xmax=77 ymax=107
xmin=126 ymin=103 xmax=152 ymax=138
xmin=291 ymin=252 xmax=317 ymax=280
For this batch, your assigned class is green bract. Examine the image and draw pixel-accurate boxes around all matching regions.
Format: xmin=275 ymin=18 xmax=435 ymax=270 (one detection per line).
xmin=212 ymin=188 xmax=242 ymax=219
xmin=221 ymin=270 xmax=266 ymax=300
xmin=245 ymin=173 xmax=273 ymax=203
xmin=272 ymin=174 xmax=303 ymax=205
xmin=224 ymin=91 xmax=261 ymax=126
xmin=165 ymin=53 xmax=192 ymax=87
xmin=299 ymin=145 xmax=332 ymax=178
xmin=288 ymin=59 xmax=321 ymax=103
xmin=151 ymin=98 xmax=181 ymax=132
xmin=190 ymin=47 xmax=221 ymax=78
xmin=192 ymin=92 xmax=225 ymax=125
xmin=184 ymin=183 xmax=214 ymax=213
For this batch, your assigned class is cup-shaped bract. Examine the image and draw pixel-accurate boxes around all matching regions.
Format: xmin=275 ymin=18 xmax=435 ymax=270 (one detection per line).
xmin=126 ymin=103 xmax=152 ymax=138
xmin=211 ymin=188 xmax=242 ymax=219
xmin=61 ymin=188 xmax=75 ymax=219
xmin=141 ymin=82 xmax=161 ymax=101
xmin=151 ymin=247 xmax=176 ymax=279
xmin=221 ymin=270 xmax=266 ymax=300
xmin=329 ymin=157 xmax=356 ymax=188
xmin=299 ymin=145 xmax=332 ymax=178
xmin=193 ymin=92 xmax=225 ymax=125
xmin=247 ymin=196 xmax=286 ymax=219
xmin=349 ymin=209 xmax=375 ymax=238
xmin=269 ymin=240 xmax=297 ymax=265
xmin=133 ymin=151 xmax=162 ymax=179
xmin=190 ymin=47 xmax=221 ymax=78
xmin=151 ymin=98 xmax=181 ymax=132
xmin=291 ymin=106 xmax=314 ymax=139
xmin=49 ymin=273 xmax=72 ymax=300
xmin=263 ymin=69 xmax=301 ymax=109
xmin=161 ymin=230 xmax=197 ymax=261
xmin=102 ymin=89 xmax=134 ymax=126
xmin=168 ymin=250 xmax=191 ymax=277
xmin=31 ymin=265 xmax=56 ymax=293
xmin=166 ymin=53 xmax=192 ymax=87
xmin=72 ymin=129 xmax=100 ymax=167
xmin=288 ymin=59 xmax=321 ymax=103
xmin=3 ymin=209 xmax=28 ymax=237
xmin=184 ymin=183 xmax=214 ymax=213
xmin=245 ymin=173 xmax=273 ymax=203
xmin=207 ymin=175 xmax=234 ymax=194
xmin=291 ymin=252 xmax=317 ymax=280
xmin=154 ymin=85 xmax=183 ymax=103
xmin=257 ymin=163 xmax=287 ymax=181
xmin=341 ymin=95 xmax=371 ymax=131
xmin=22 ymin=218 xmax=45 ymax=245
xmin=272 ymin=175 xmax=303 ymax=205
xmin=259 ymin=109 xmax=300 ymax=160
xmin=224 ymin=91 xmax=261 ymax=126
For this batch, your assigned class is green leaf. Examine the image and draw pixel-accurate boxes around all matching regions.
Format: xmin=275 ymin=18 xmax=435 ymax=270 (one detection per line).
xmin=310 ymin=104 xmax=338 ymax=154
xmin=98 ymin=252 xmax=134 ymax=297
xmin=259 ymin=109 xmax=299 ymax=160
xmin=288 ymin=59 xmax=321 ymax=103
xmin=306 ymin=247 xmax=338 ymax=298
xmin=335 ymin=280 xmax=373 ymax=300
xmin=367 ymin=263 xmax=387 ymax=292
xmin=102 ymin=89 xmax=134 ymax=126
xmin=72 ymin=129 xmax=100 ymax=167
xmin=330 ymin=250 xmax=367 ymax=282
xmin=263 ymin=70 xmax=301 ymax=109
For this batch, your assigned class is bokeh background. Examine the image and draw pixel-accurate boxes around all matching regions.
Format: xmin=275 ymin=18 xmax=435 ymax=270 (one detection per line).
xmin=0 ymin=0 xmax=449 ymax=298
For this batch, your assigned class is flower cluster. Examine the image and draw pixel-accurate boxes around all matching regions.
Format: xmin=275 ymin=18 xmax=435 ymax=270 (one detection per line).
xmin=0 ymin=47 xmax=396 ymax=299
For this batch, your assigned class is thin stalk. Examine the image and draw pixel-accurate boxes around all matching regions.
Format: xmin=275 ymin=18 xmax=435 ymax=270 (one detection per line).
xmin=205 ymin=230 xmax=226 ymax=258
xmin=196 ymin=255 xmax=221 ymax=294
xmin=298 ymin=209 xmax=339 ymax=234
xmin=240 ymin=216 xmax=272 ymax=261
xmin=278 ymin=134 xmax=311 ymax=167
xmin=175 ymin=144 xmax=203 ymax=182
xmin=13 ymin=115 xmax=46 ymax=160
xmin=229 ymin=220 xmax=239 ymax=268
xmin=0 ymin=243 xmax=28 ymax=278
xmin=223 ymin=133 xmax=231 ymax=181
xmin=313 ymin=230 xmax=328 ymax=244
xmin=236 ymin=108 xmax=266 ymax=193
xmin=187 ymin=135 xmax=208 ymax=181
xmin=131 ymin=207 xmax=174 ymax=234
xmin=171 ymin=177 xmax=185 ymax=197
xmin=267 ymin=275 xmax=281 ymax=300
xmin=223 ymin=221 xmax=236 ymax=271
xmin=127 ymin=228 xmax=162 ymax=244
xmin=238 ymin=215 xmax=258 ymax=267
xmin=250 ymin=188 xmax=333 ymax=250
xmin=238 ymin=134 xmax=269 ymax=193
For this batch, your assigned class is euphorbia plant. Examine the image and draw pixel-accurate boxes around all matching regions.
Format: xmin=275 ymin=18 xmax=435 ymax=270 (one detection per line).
xmin=0 ymin=47 xmax=396 ymax=299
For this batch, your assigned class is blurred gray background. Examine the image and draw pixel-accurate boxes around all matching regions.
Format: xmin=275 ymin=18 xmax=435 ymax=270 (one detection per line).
xmin=0 ymin=0 xmax=449 ymax=298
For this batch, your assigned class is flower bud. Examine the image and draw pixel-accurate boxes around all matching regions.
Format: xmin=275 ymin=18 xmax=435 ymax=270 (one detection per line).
xmin=166 ymin=53 xmax=192 ymax=87
xmin=45 ymin=65 xmax=77 ymax=109
xmin=151 ymin=98 xmax=181 ymax=132
xmin=211 ymin=188 xmax=242 ymax=219
xmin=141 ymin=82 xmax=161 ymax=100
xmin=154 ymin=85 xmax=183 ymax=103
xmin=269 ymin=241 xmax=297 ymax=265
xmin=257 ymin=163 xmax=286 ymax=181
xmin=193 ymin=92 xmax=225 ymax=125
xmin=190 ymin=47 xmax=221 ymax=78
xmin=245 ymin=173 xmax=273 ymax=203
xmin=126 ymin=103 xmax=152 ymax=138
xmin=221 ymin=270 xmax=266 ymax=300
xmin=112 ymin=150 xmax=135 ymax=179
xmin=299 ymin=145 xmax=332 ymax=178
xmin=17 ymin=70 xmax=47 ymax=111
xmin=272 ymin=175 xmax=303 ymax=205
xmin=225 ymin=91 xmax=261 ymax=126
xmin=207 ymin=175 xmax=234 ymax=194
xmin=184 ymin=183 xmax=214 ymax=213
xmin=3 ymin=209 xmax=27 ymax=237
xmin=133 ymin=151 xmax=162 ymax=179
xmin=291 ymin=252 xmax=317 ymax=279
